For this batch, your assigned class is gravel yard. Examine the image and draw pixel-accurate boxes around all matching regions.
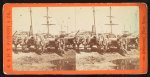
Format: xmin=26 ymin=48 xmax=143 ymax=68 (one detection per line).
xmin=13 ymin=49 xmax=139 ymax=71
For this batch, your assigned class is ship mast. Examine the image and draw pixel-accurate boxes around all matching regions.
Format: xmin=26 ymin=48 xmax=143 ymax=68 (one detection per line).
xmin=74 ymin=7 xmax=77 ymax=31
xmin=42 ymin=7 xmax=55 ymax=36
xmin=92 ymin=7 xmax=96 ymax=36
xmin=123 ymin=25 xmax=126 ymax=33
xmin=123 ymin=25 xmax=128 ymax=34
xmin=29 ymin=8 xmax=33 ymax=36
xmin=64 ymin=17 xmax=70 ymax=34
xmin=60 ymin=20 xmax=64 ymax=35
xmin=105 ymin=7 xmax=118 ymax=34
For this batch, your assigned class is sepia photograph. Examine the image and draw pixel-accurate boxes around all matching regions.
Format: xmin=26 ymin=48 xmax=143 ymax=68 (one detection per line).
xmin=12 ymin=6 xmax=140 ymax=71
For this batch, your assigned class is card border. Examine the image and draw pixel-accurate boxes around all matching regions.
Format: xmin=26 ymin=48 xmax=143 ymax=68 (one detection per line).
xmin=3 ymin=3 xmax=148 ymax=75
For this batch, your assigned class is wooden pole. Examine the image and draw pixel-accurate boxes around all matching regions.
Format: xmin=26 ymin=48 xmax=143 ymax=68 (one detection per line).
xmin=92 ymin=7 xmax=96 ymax=36
xmin=105 ymin=6 xmax=118 ymax=34
xmin=29 ymin=8 xmax=33 ymax=36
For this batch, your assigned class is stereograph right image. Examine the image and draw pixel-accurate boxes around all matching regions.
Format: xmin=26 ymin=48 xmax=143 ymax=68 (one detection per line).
xmin=12 ymin=6 xmax=140 ymax=71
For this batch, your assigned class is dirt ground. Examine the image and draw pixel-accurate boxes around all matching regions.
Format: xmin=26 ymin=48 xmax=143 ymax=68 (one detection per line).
xmin=13 ymin=49 xmax=139 ymax=71
xmin=76 ymin=49 xmax=139 ymax=70
xmin=13 ymin=50 xmax=76 ymax=71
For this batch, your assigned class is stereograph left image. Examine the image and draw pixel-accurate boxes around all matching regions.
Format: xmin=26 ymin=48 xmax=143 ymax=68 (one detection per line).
xmin=11 ymin=6 xmax=140 ymax=71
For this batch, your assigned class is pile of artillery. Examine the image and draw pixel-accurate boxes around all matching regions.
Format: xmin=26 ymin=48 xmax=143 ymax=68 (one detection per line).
xmin=12 ymin=31 xmax=139 ymax=54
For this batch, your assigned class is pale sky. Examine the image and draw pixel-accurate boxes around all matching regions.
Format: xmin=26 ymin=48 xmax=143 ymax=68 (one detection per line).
xmin=12 ymin=6 xmax=139 ymax=35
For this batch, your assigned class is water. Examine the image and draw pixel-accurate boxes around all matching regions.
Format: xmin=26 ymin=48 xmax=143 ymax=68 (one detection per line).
xmin=111 ymin=58 xmax=139 ymax=70
xmin=49 ymin=58 xmax=76 ymax=70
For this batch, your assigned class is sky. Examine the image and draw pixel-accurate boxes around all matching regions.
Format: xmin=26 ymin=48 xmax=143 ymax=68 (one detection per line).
xmin=12 ymin=6 xmax=139 ymax=35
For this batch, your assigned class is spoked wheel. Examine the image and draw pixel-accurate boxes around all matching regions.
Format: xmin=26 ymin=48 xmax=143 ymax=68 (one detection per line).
xmin=22 ymin=45 xmax=27 ymax=52
xmin=97 ymin=44 xmax=104 ymax=53
xmin=83 ymin=44 xmax=88 ymax=50
xmin=64 ymin=45 xmax=68 ymax=51
xmin=103 ymin=40 xmax=108 ymax=52
xmin=13 ymin=44 xmax=19 ymax=53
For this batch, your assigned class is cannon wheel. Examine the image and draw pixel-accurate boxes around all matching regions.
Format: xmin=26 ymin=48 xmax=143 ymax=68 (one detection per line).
xmin=103 ymin=39 xmax=108 ymax=52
